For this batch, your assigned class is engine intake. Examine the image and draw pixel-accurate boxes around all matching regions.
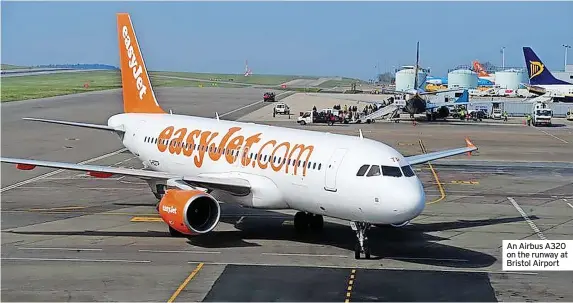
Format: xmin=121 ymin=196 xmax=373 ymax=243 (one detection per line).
xmin=158 ymin=189 xmax=221 ymax=235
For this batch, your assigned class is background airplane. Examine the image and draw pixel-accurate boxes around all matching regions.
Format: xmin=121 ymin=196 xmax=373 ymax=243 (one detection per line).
xmin=0 ymin=13 xmax=478 ymax=260
xmin=522 ymin=47 xmax=573 ymax=102
xmin=380 ymin=42 xmax=464 ymax=115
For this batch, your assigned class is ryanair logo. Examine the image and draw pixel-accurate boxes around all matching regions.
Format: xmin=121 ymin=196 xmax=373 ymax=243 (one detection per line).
xmin=529 ymin=61 xmax=544 ymax=79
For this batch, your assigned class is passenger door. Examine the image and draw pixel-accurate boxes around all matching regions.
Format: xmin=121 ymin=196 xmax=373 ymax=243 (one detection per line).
xmin=324 ymin=148 xmax=347 ymax=192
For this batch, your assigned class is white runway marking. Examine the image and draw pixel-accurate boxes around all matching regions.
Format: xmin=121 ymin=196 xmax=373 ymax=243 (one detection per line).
xmin=567 ymin=203 xmax=573 ymax=209
xmin=17 ymin=186 xmax=143 ymax=190
xmin=507 ymin=197 xmax=547 ymax=240
xmin=18 ymin=247 xmax=103 ymax=251
xmin=1 ymin=148 xmax=127 ymax=193
xmin=261 ymin=252 xmax=348 ymax=258
xmin=536 ymin=128 xmax=569 ymax=144
xmin=138 ymin=249 xmax=220 ymax=254
xmin=2 ymin=257 xmax=151 ymax=263
xmin=390 ymin=257 xmax=468 ymax=262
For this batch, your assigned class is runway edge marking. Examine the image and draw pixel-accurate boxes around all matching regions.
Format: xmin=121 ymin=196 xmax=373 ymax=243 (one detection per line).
xmin=167 ymin=262 xmax=204 ymax=303
xmin=507 ymin=197 xmax=547 ymax=240
xmin=1 ymin=148 xmax=128 ymax=193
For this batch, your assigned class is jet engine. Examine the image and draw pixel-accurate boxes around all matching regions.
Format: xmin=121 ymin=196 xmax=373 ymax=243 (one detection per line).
xmin=158 ymin=189 xmax=221 ymax=235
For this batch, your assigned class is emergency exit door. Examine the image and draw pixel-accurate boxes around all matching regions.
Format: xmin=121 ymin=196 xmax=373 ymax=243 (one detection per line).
xmin=324 ymin=148 xmax=347 ymax=192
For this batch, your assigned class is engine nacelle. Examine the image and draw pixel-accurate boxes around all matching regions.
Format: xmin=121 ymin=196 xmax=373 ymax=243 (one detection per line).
xmin=158 ymin=189 xmax=221 ymax=235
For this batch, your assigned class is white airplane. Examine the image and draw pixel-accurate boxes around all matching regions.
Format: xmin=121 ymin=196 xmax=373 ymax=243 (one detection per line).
xmin=1 ymin=13 xmax=478 ymax=259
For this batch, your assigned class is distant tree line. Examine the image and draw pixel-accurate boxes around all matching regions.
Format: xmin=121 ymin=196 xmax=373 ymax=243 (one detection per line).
xmin=376 ymin=72 xmax=395 ymax=84
xmin=34 ymin=63 xmax=118 ymax=70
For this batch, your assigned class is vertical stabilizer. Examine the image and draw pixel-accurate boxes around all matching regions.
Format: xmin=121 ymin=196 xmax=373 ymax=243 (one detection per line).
xmin=117 ymin=13 xmax=165 ymax=114
xmin=523 ymin=47 xmax=569 ymax=86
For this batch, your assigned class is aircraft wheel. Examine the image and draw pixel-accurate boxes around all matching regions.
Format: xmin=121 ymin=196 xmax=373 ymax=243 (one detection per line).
xmin=168 ymin=226 xmax=184 ymax=237
xmin=309 ymin=214 xmax=324 ymax=231
xmin=294 ymin=212 xmax=309 ymax=232
xmin=354 ymin=243 xmax=361 ymax=259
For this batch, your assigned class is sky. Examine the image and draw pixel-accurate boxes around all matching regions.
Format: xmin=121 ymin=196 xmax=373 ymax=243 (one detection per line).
xmin=2 ymin=1 xmax=572 ymax=80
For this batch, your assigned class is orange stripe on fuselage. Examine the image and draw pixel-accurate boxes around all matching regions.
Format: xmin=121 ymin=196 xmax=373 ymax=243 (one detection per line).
xmin=154 ymin=125 xmax=314 ymax=176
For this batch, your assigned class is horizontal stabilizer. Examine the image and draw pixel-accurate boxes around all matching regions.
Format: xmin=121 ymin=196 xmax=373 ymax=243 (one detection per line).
xmin=23 ymin=117 xmax=124 ymax=133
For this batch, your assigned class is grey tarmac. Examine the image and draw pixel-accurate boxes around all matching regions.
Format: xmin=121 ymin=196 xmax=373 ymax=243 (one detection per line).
xmin=1 ymin=90 xmax=572 ymax=302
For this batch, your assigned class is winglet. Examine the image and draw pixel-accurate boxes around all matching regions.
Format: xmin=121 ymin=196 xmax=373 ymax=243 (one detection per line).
xmin=117 ymin=13 xmax=165 ymax=114
xmin=359 ymin=129 xmax=363 ymax=139
xmin=465 ymin=137 xmax=476 ymax=148
xmin=465 ymin=137 xmax=477 ymax=157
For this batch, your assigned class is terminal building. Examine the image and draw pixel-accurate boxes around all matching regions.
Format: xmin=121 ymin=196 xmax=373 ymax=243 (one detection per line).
xmin=551 ymin=64 xmax=573 ymax=84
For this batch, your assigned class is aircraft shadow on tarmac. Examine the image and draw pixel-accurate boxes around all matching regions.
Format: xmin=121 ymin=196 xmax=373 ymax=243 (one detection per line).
xmin=8 ymin=202 xmax=536 ymax=269
xmin=184 ymin=207 xmax=534 ymax=268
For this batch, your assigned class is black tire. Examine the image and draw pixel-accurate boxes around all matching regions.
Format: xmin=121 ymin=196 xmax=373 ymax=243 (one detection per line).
xmin=154 ymin=192 xmax=163 ymax=200
xmin=300 ymin=121 xmax=306 ymax=125
xmin=309 ymin=215 xmax=324 ymax=231
xmin=364 ymin=240 xmax=370 ymax=259
xmin=169 ymin=226 xmax=184 ymax=237
xmin=294 ymin=212 xmax=309 ymax=233
xmin=354 ymin=243 xmax=361 ymax=259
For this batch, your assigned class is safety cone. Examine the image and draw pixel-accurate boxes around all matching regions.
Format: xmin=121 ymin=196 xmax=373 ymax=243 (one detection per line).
xmin=412 ymin=120 xmax=416 ymax=126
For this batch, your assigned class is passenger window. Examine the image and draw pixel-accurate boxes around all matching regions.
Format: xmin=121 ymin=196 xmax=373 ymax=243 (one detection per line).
xmin=250 ymin=153 xmax=253 ymax=159
xmin=356 ymin=165 xmax=370 ymax=176
xmin=313 ymin=163 xmax=316 ymax=169
xmin=264 ymin=155 xmax=267 ymax=161
xmin=401 ymin=165 xmax=415 ymax=177
xmin=308 ymin=162 xmax=311 ymax=168
xmin=318 ymin=163 xmax=321 ymax=170
xmin=381 ymin=165 xmax=402 ymax=177
xmin=366 ymin=165 xmax=381 ymax=177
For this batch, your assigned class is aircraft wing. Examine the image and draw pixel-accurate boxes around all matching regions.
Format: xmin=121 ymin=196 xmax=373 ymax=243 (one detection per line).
xmin=0 ymin=157 xmax=251 ymax=195
xmin=405 ymin=138 xmax=477 ymax=165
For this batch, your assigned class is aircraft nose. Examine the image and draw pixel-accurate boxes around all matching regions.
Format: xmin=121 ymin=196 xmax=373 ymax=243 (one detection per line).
xmin=392 ymin=179 xmax=425 ymax=221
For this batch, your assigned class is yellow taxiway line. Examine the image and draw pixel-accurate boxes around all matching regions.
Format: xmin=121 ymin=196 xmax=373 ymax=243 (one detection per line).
xmin=419 ymin=139 xmax=446 ymax=205
xmin=167 ymin=262 xmax=204 ymax=303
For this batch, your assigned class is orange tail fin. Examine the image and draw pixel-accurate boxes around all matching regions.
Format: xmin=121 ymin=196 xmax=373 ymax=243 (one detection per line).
xmin=117 ymin=13 xmax=165 ymax=114
xmin=472 ymin=60 xmax=490 ymax=77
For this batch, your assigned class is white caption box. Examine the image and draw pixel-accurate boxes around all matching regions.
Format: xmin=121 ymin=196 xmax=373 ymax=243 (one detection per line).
xmin=503 ymin=240 xmax=573 ymax=271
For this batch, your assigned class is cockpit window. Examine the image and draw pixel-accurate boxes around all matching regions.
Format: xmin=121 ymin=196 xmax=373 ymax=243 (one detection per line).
xmin=356 ymin=165 xmax=370 ymax=176
xmin=366 ymin=165 xmax=381 ymax=177
xmin=381 ymin=165 xmax=402 ymax=177
xmin=401 ymin=165 xmax=415 ymax=177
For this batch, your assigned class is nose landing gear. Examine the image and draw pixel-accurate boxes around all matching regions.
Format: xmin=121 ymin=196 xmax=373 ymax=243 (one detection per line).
xmin=351 ymin=221 xmax=371 ymax=259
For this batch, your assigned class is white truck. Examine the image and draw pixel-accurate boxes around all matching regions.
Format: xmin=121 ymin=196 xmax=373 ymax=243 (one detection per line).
xmin=531 ymin=102 xmax=553 ymax=126
xmin=273 ymin=102 xmax=290 ymax=115
xmin=567 ymin=108 xmax=573 ymax=121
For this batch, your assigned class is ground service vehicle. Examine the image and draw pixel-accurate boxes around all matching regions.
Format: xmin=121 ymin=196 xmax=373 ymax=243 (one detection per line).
xmin=274 ymin=102 xmax=290 ymax=115
xmin=567 ymin=109 xmax=573 ymax=121
xmin=491 ymin=108 xmax=502 ymax=120
xmin=531 ymin=102 xmax=553 ymax=126
xmin=263 ymin=92 xmax=275 ymax=102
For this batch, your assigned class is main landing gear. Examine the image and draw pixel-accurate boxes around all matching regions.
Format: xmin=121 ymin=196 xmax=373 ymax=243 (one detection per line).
xmin=294 ymin=211 xmax=324 ymax=232
xmin=351 ymin=221 xmax=371 ymax=259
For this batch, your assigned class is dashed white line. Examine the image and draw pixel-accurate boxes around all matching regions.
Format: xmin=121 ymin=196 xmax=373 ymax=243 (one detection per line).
xmin=18 ymin=247 xmax=103 ymax=251
xmin=138 ymin=249 xmax=220 ymax=254
xmin=507 ymin=197 xmax=547 ymax=240
xmin=1 ymin=148 xmax=127 ymax=193
xmin=536 ymin=128 xmax=569 ymax=144
xmin=261 ymin=252 xmax=348 ymax=258
xmin=567 ymin=203 xmax=573 ymax=209
xmin=2 ymin=257 xmax=150 ymax=263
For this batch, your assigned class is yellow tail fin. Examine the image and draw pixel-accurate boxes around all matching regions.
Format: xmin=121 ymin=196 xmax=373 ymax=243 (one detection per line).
xmin=117 ymin=13 xmax=165 ymax=114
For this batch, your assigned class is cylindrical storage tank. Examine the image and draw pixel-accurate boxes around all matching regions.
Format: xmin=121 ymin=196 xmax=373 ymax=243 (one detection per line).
xmin=447 ymin=69 xmax=478 ymax=89
xmin=395 ymin=67 xmax=427 ymax=91
xmin=494 ymin=69 xmax=526 ymax=90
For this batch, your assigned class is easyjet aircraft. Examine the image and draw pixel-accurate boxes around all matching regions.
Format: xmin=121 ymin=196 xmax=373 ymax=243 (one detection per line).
xmin=1 ymin=13 xmax=478 ymax=259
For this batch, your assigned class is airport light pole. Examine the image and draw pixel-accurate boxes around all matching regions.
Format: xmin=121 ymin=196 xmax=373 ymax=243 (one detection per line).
xmin=563 ymin=44 xmax=571 ymax=70
xmin=501 ymin=47 xmax=505 ymax=70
